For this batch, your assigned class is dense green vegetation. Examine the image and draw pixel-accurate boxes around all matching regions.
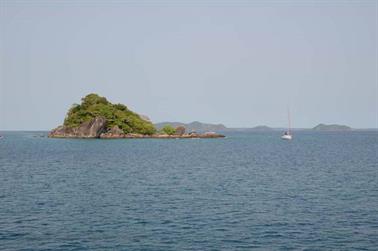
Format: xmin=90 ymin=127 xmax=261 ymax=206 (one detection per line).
xmin=161 ymin=125 xmax=176 ymax=135
xmin=63 ymin=94 xmax=156 ymax=135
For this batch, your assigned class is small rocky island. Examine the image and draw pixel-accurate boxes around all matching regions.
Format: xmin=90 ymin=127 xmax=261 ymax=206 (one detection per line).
xmin=49 ymin=94 xmax=225 ymax=139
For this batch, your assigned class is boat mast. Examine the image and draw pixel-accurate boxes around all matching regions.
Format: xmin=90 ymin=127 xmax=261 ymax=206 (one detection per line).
xmin=287 ymin=107 xmax=291 ymax=134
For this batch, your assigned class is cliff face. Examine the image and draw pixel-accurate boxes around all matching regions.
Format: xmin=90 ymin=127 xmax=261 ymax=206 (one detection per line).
xmin=49 ymin=117 xmax=107 ymax=138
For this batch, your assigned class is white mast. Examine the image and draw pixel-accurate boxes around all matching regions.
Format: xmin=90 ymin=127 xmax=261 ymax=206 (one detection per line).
xmin=287 ymin=107 xmax=291 ymax=134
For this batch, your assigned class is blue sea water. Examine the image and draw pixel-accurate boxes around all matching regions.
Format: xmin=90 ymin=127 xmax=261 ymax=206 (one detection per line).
xmin=0 ymin=131 xmax=377 ymax=250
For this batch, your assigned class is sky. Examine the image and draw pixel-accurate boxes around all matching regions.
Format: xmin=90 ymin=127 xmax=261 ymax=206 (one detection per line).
xmin=0 ymin=0 xmax=377 ymax=130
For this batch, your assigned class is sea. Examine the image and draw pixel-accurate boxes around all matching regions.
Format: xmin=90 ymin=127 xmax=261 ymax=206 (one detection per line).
xmin=0 ymin=131 xmax=377 ymax=250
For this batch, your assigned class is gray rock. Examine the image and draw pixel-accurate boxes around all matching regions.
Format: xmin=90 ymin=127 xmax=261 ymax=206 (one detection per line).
xmin=76 ymin=117 xmax=107 ymax=137
xmin=49 ymin=117 xmax=107 ymax=138
xmin=100 ymin=125 xmax=126 ymax=138
xmin=109 ymin=125 xmax=124 ymax=135
xmin=175 ymin=126 xmax=186 ymax=135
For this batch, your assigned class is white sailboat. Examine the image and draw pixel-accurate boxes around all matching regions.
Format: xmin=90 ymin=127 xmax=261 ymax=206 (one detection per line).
xmin=281 ymin=108 xmax=293 ymax=140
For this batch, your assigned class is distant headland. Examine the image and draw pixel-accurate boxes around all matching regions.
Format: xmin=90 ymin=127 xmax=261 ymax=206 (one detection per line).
xmin=249 ymin=125 xmax=274 ymax=131
xmin=312 ymin=123 xmax=352 ymax=131
xmin=155 ymin=121 xmax=227 ymax=133
xmin=48 ymin=94 xmax=225 ymax=139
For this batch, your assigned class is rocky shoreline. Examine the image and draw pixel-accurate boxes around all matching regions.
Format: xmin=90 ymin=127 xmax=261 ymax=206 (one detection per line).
xmin=99 ymin=132 xmax=225 ymax=139
xmin=49 ymin=117 xmax=225 ymax=139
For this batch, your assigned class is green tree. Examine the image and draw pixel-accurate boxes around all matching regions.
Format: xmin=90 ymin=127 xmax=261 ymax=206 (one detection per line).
xmin=161 ymin=125 xmax=176 ymax=135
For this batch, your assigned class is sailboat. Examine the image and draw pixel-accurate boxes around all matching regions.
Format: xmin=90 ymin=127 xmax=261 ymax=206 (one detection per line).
xmin=281 ymin=108 xmax=293 ymax=140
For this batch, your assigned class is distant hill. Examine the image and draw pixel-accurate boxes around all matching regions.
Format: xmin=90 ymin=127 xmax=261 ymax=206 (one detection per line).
xmin=155 ymin=121 xmax=227 ymax=132
xmin=250 ymin=125 xmax=273 ymax=131
xmin=313 ymin=123 xmax=352 ymax=131
xmin=225 ymin=125 xmax=277 ymax=132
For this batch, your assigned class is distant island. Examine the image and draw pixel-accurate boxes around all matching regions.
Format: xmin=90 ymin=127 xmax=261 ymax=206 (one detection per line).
xmin=156 ymin=123 xmax=276 ymax=132
xmin=313 ymin=123 xmax=352 ymax=131
xmin=250 ymin=125 xmax=273 ymax=131
xmin=155 ymin=121 xmax=227 ymax=133
xmin=49 ymin=94 xmax=225 ymax=139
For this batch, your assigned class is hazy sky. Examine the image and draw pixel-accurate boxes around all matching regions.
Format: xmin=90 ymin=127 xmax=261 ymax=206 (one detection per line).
xmin=1 ymin=0 xmax=377 ymax=130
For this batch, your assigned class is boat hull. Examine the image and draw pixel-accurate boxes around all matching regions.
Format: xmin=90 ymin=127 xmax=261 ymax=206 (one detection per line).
xmin=281 ymin=134 xmax=292 ymax=140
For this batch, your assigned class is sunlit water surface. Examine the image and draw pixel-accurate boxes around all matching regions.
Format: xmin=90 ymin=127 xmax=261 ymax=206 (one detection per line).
xmin=0 ymin=131 xmax=377 ymax=250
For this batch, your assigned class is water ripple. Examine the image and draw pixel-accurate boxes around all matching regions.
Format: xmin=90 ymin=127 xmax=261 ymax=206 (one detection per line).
xmin=0 ymin=131 xmax=377 ymax=250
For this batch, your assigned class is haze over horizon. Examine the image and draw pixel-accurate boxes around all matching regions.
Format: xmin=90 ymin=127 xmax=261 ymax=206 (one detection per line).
xmin=1 ymin=0 xmax=377 ymax=130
